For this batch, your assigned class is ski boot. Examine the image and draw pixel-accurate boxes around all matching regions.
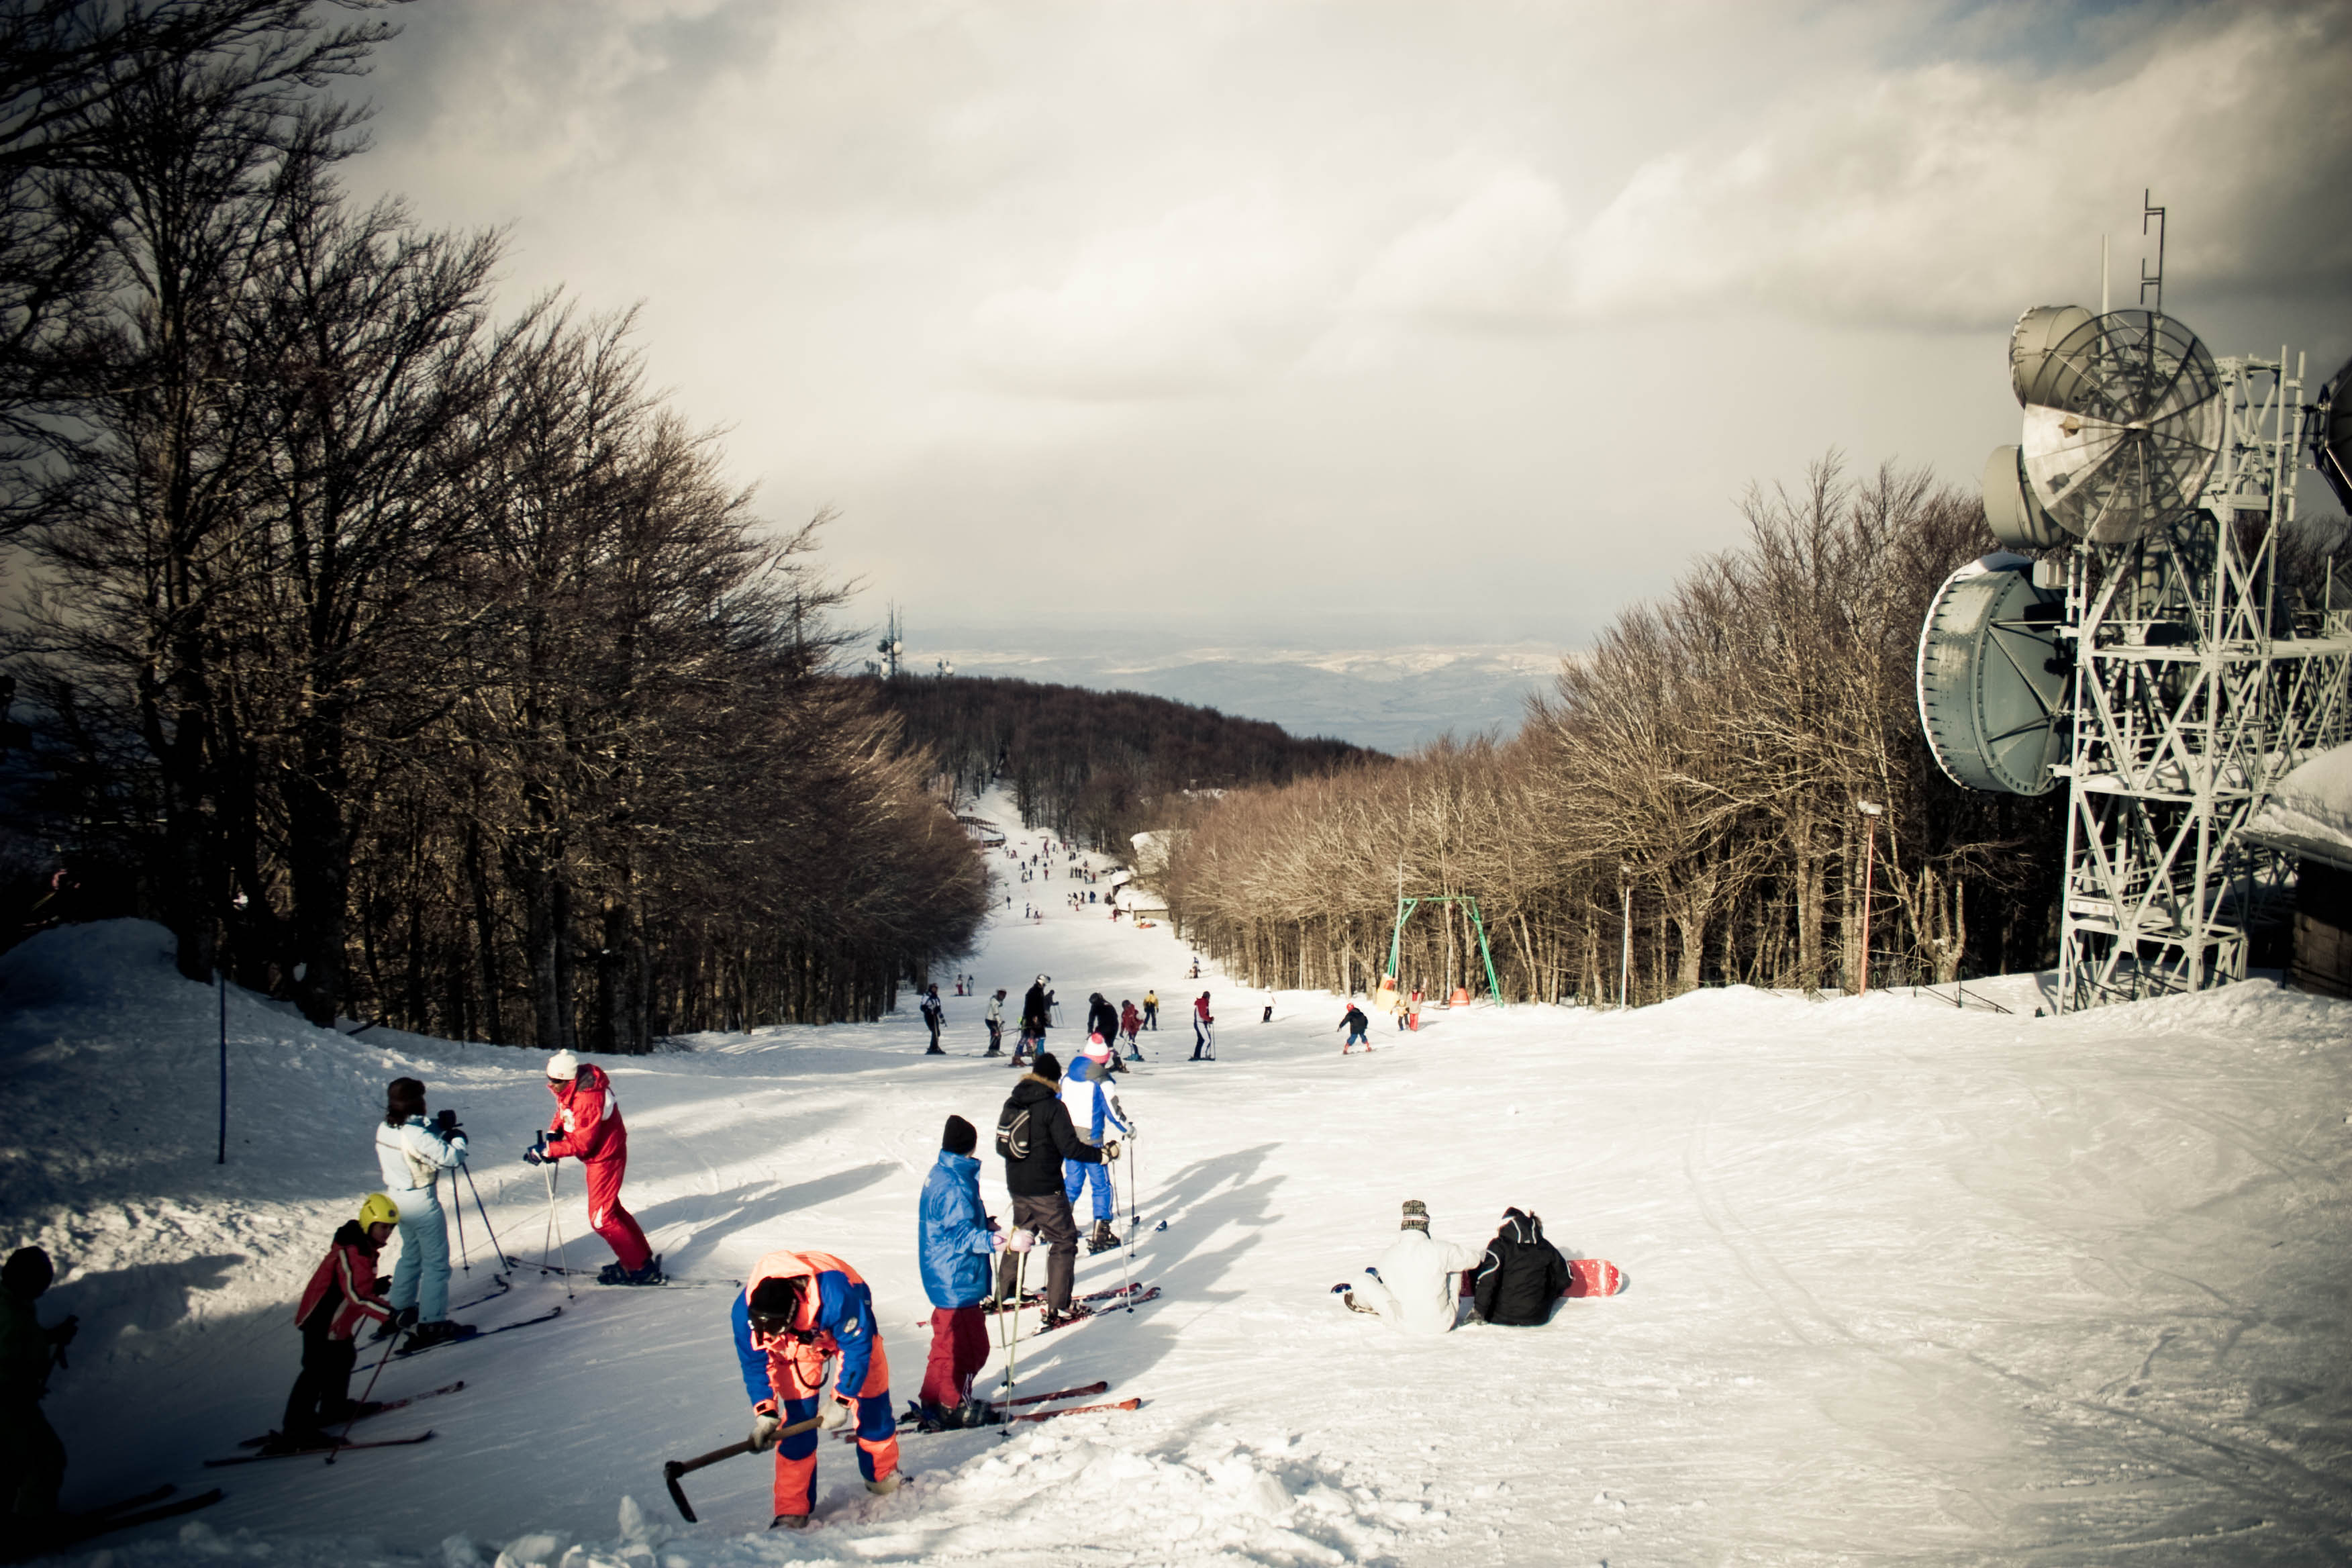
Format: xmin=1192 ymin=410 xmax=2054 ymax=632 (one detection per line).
xmin=866 ymin=1472 xmax=903 ymax=1496
xmin=370 ymin=1304 xmax=418 ymax=1342
xmin=614 ymin=1254 xmax=665 ymax=1286
xmin=770 ymin=1514 xmax=811 ymax=1530
xmin=1040 ymin=1302 xmax=1094 ymax=1332
xmin=405 ymin=1319 xmax=477 ymax=1349
xmin=1085 ymin=1220 xmax=1120 ymax=1254
xmin=954 ymin=1398 xmax=1004 ymax=1428
xmin=597 ymin=1261 xmax=627 ymax=1285
xmin=261 ymin=1428 xmax=329 ymax=1456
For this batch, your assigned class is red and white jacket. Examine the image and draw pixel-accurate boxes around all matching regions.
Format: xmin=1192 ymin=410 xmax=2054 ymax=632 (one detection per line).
xmin=295 ymin=1221 xmax=392 ymax=1340
xmin=546 ymin=1063 xmax=628 ymax=1164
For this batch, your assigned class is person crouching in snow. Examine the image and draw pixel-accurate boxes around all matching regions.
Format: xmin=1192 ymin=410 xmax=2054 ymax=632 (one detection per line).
xmin=1061 ymin=1038 xmax=1131 ymax=1253
xmin=915 ymin=1116 xmax=1007 ymax=1430
xmin=373 ymin=1077 xmax=471 ymax=1346
xmin=733 ymin=1251 xmax=902 ymax=1528
xmin=526 ymin=1051 xmax=660 ymax=1285
xmin=1334 ymin=1200 xmax=1483 ymax=1334
xmin=1 ymin=1244 xmax=79 ymax=1523
xmin=1338 ymin=1001 xmax=1372 ymax=1053
xmin=274 ymin=1195 xmax=399 ymax=1451
xmin=1471 ymin=1208 xmax=1570 ymax=1326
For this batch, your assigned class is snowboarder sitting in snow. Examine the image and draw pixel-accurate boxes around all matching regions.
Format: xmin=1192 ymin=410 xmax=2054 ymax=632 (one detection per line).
xmin=526 ymin=1051 xmax=662 ymax=1286
xmin=1333 ymin=1200 xmax=1483 ymax=1334
xmin=1 ymin=1244 xmax=78 ymax=1522
xmin=275 ymin=1195 xmax=399 ymax=1452
xmin=993 ymin=1052 xmax=1104 ymax=1327
xmin=1338 ymin=1002 xmax=1373 ymax=1053
xmin=1061 ymin=1038 xmax=1132 ymax=1253
xmin=734 ymin=1251 xmax=902 ymax=1528
xmin=1471 ymin=1208 xmax=1571 ymax=1326
xmin=915 ymin=1116 xmax=1008 ymax=1430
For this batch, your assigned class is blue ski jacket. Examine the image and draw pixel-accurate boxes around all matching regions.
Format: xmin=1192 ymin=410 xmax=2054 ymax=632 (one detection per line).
xmin=918 ymin=1150 xmax=995 ymax=1308
xmin=731 ymin=1251 xmax=881 ymax=1406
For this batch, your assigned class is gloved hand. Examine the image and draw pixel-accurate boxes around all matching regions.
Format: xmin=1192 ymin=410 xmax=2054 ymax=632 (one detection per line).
xmin=818 ymin=1395 xmax=854 ymax=1432
xmin=1101 ymin=1139 xmax=1122 ymax=1161
xmin=522 ymin=1144 xmax=544 ymax=1166
xmin=435 ymin=1108 xmax=462 ymax=1136
xmin=749 ymin=1403 xmax=781 ymax=1452
xmin=1006 ymin=1228 xmax=1035 ymax=1254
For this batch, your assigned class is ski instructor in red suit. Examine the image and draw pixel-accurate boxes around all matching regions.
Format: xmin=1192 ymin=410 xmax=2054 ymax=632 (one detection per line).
xmin=526 ymin=1050 xmax=660 ymax=1285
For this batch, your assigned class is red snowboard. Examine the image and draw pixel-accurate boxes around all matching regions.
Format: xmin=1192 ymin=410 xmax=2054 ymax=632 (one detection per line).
xmin=1460 ymin=1258 xmax=1622 ymax=1300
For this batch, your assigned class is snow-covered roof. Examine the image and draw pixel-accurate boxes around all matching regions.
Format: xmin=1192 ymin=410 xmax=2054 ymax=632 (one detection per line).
xmin=2243 ymin=741 xmax=2352 ymax=873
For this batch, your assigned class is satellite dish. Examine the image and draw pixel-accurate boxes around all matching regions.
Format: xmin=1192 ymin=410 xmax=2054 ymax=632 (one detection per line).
xmin=2008 ymin=305 xmax=2094 ymax=407
xmin=1917 ymin=554 xmax=2069 ymax=795
xmin=2019 ymin=310 xmax=2223 ymax=545
xmin=2316 ymin=355 xmax=2352 ymax=513
xmin=1980 ymin=444 xmax=2065 ymax=551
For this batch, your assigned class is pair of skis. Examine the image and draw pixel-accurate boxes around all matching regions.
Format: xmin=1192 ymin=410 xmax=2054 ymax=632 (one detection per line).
xmin=226 ymin=1381 xmax=468 ymax=1452
xmin=7 ymin=1485 xmax=228 ymax=1558
xmin=876 ymin=1380 xmax=1140 ymax=1441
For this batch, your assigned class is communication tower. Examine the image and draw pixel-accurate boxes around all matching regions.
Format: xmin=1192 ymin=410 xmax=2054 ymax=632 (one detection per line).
xmin=1918 ymin=199 xmax=2352 ymax=1009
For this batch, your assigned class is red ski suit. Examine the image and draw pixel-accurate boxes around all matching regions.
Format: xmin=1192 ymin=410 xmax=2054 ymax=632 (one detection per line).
xmin=544 ymin=1065 xmax=652 ymax=1273
xmin=732 ymin=1250 xmax=899 ymax=1517
xmin=293 ymin=1224 xmax=392 ymax=1339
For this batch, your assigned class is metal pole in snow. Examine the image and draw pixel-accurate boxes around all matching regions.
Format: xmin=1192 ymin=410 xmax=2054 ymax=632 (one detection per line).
xmin=217 ymin=969 xmax=228 ymax=1164
xmin=1857 ymin=802 xmax=1883 ymax=995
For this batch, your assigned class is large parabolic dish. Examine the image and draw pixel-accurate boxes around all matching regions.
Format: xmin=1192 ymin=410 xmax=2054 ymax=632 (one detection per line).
xmin=2019 ymin=310 xmax=2223 ymax=546
xmin=1918 ymin=554 xmax=2069 ymax=795
xmin=2316 ymin=356 xmax=2352 ymax=513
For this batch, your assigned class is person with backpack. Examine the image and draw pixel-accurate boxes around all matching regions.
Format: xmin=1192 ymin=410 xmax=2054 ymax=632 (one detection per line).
xmin=0 ymin=1245 xmax=78 ymax=1522
xmin=525 ymin=1052 xmax=661 ymax=1286
xmin=732 ymin=1251 xmax=903 ymax=1529
xmin=372 ymin=1077 xmax=473 ymax=1348
xmin=1191 ymin=992 xmax=1214 ymax=1060
xmin=992 ymin=1052 xmax=1107 ymax=1328
xmin=1332 ymin=1200 xmax=1483 ymax=1334
xmin=1018 ymin=975 xmax=1051 ymax=1061
xmin=1338 ymin=1001 xmax=1373 ymax=1054
xmin=920 ymin=985 xmax=946 ymax=1055
xmin=1471 ymin=1208 xmax=1571 ymax=1326
xmin=271 ymin=1195 xmax=400 ymax=1451
xmin=1085 ymin=992 xmax=1118 ymax=1044
xmin=984 ymin=989 xmax=1007 ymax=1056
xmin=1060 ymin=1039 xmax=1132 ymax=1253
xmin=914 ymin=1117 xmax=1005 ymax=1430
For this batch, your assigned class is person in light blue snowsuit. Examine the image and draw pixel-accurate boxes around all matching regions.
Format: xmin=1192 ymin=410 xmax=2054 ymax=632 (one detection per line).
xmin=372 ymin=1077 xmax=471 ymax=1348
xmin=1060 ymin=1042 xmax=1130 ymax=1251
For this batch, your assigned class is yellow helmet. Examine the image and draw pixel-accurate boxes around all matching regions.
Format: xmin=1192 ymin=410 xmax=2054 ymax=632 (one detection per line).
xmin=358 ymin=1193 xmax=401 ymax=1228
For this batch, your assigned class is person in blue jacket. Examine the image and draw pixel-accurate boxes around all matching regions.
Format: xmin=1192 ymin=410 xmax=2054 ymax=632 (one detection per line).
xmin=1060 ymin=1039 xmax=1132 ymax=1253
xmin=730 ymin=1248 xmax=901 ymax=1528
xmin=914 ymin=1115 xmax=1007 ymax=1430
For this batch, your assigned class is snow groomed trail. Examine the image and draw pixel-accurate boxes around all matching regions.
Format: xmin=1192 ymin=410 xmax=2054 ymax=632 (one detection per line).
xmin=2 ymin=801 xmax=2349 ymax=1566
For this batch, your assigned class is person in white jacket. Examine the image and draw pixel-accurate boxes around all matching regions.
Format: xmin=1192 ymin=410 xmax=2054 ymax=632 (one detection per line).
xmin=1337 ymin=1200 xmax=1482 ymax=1334
xmin=985 ymin=989 xmax=1006 ymax=1057
xmin=373 ymin=1077 xmax=472 ymax=1348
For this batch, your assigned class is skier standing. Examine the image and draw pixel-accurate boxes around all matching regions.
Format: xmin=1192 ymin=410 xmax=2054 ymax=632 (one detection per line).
xmin=1471 ymin=1209 xmax=1571 ymax=1326
xmin=372 ymin=1077 xmax=472 ymax=1346
xmin=1338 ymin=1002 xmax=1372 ymax=1054
xmin=984 ymin=989 xmax=1006 ymax=1056
xmin=0 ymin=1245 xmax=77 ymax=1523
xmin=1118 ymin=999 xmax=1142 ymax=1057
xmin=1018 ymin=975 xmax=1050 ymax=1059
xmin=1335 ymin=1201 xmax=1483 ymax=1334
xmin=920 ymin=985 xmax=946 ymax=1055
xmin=526 ymin=1052 xmax=661 ymax=1285
xmin=992 ymin=1052 xmax=1104 ymax=1327
xmin=732 ymin=1251 xmax=903 ymax=1528
xmin=273 ymin=1195 xmax=399 ymax=1451
xmin=1142 ymin=989 xmax=1159 ymax=1030
xmin=1191 ymin=992 xmax=1214 ymax=1060
xmin=1060 ymin=1039 xmax=1131 ymax=1252
xmin=1085 ymin=992 xmax=1118 ymax=1044
xmin=914 ymin=1117 xmax=1006 ymax=1429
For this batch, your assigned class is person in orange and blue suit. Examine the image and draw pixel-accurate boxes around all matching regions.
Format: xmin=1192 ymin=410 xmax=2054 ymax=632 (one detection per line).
xmin=732 ymin=1250 xmax=902 ymax=1529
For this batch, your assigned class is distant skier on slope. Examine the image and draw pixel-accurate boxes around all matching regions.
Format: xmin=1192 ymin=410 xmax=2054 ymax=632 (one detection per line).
xmin=985 ymin=989 xmax=1007 ymax=1057
xmin=732 ymin=1251 xmax=903 ymax=1529
xmin=920 ymin=985 xmax=946 ymax=1055
xmin=526 ymin=1052 xmax=661 ymax=1285
xmin=1471 ymin=1208 xmax=1570 ymax=1326
xmin=1060 ymin=1038 xmax=1132 ymax=1253
xmin=914 ymin=1117 xmax=1007 ymax=1430
xmin=1334 ymin=1201 xmax=1483 ymax=1334
xmin=1191 ymin=992 xmax=1214 ymax=1060
xmin=1019 ymin=976 xmax=1051 ymax=1060
xmin=273 ymin=1195 xmax=399 ymax=1452
xmin=1086 ymin=992 xmax=1118 ymax=1044
xmin=993 ymin=1052 xmax=1104 ymax=1328
xmin=0 ymin=1245 xmax=78 ymax=1522
xmin=373 ymin=1077 xmax=472 ymax=1346
xmin=1142 ymin=989 xmax=1159 ymax=1030
xmin=1338 ymin=1002 xmax=1373 ymax=1054
xmin=1119 ymin=999 xmax=1142 ymax=1058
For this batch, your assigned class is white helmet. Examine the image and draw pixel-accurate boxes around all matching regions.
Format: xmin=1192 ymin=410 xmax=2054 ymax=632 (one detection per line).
xmin=546 ymin=1050 xmax=581 ymax=1082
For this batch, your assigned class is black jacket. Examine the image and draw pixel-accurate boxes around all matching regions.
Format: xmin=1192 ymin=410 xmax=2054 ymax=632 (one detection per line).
xmin=1339 ymin=1006 xmax=1369 ymax=1032
xmin=1021 ymin=983 xmax=1049 ymax=1033
xmin=1087 ymin=997 xmax=1118 ymax=1039
xmin=997 ymin=1074 xmax=1099 ymax=1197
xmin=1472 ymin=1209 xmax=1569 ymax=1326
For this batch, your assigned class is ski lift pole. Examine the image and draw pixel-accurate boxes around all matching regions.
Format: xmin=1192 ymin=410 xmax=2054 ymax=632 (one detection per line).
xmin=1465 ymin=897 xmax=1507 ymax=1008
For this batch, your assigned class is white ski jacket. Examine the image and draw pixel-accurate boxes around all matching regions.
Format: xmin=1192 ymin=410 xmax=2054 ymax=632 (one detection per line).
xmin=1361 ymin=1228 xmax=1483 ymax=1335
xmin=375 ymin=1116 xmax=468 ymax=1202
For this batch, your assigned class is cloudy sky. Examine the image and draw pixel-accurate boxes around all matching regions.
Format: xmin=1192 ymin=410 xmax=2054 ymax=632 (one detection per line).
xmin=350 ymin=0 xmax=2352 ymax=655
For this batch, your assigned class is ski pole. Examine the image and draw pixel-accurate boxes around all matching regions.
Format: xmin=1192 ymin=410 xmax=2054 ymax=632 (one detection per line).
xmin=541 ymin=1160 xmax=574 ymax=1298
xmin=1114 ymin=1153 xmax=1133 ymax=1308
xmin=1128 ymin=1134 xmax=1140 ymax=1261
xmin=460 ymin=1164 xmax=513 ymax=1272
xmin=327 ymin=1313 xmax=406 ymax=1465
xmin=1001 ymin=1251 xmax=1025 ymax=1394
xmin=661 ymin=1416 xmax=826 ymax=1522
xmin=448 ymin=1171 xmax=469 ymax=1275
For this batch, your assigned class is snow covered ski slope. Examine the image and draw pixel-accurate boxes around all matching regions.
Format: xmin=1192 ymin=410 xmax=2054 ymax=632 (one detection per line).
xmin=3 ymin=807 xmax=2349 ymax=1565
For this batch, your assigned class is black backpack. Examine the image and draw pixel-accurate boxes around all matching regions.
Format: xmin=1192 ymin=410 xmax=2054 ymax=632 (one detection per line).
xmin=995 ymin=1100 xmax=1032 ymax=1161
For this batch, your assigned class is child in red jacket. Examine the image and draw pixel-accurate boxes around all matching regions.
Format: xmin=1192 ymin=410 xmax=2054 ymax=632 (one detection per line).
xmin=274 ymin=1194 xmax=398 ymax=1451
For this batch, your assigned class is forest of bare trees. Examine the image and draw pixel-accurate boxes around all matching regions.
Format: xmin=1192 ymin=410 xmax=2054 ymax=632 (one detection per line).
xmin=0 ymin=1 xmax=989 ymax=1044
xmin=1163 ymin=465 xmax=2074 ymax=1003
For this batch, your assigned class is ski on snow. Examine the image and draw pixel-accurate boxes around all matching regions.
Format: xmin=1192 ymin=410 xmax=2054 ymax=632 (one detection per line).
xmin=13 ymin=1486 xmax=226 ymax=1557
xmin=857 ymin=1389 xmax=1138 ymax=1441
xmin=987 ymin=1281 xmax=1152 ymax=1314
xmin=205 ymin=1432 xmax=433 ymax=1467
xmin=535 ymin=1264 xmax=741 ymax=1289
xmin=391 ymin=1306 xmax=562 ymax=1359
xmin=234 ymin=1381 xmax=467 ymax=1448
xmin=1028 ymin=1287 xmax=1159 ymax=1336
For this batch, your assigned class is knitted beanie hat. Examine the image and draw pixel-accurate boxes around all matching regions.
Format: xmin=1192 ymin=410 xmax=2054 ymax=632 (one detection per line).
xmin=1401 ymin=1199 xmax=1430 ymax=1231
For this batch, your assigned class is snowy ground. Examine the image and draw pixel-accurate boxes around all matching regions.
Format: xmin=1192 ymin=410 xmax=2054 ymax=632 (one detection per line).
xmin=3 ymin=797 xmax=2349 ymax=1566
